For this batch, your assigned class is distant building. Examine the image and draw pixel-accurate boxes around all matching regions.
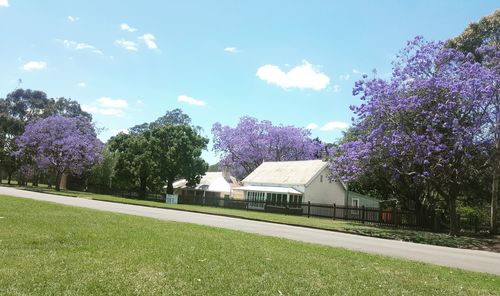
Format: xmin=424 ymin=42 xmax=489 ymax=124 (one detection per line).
xmin=173 ymin=172 xmax=241 ymax=198
xmin=236 ymin=160 xmax=379 ymax=210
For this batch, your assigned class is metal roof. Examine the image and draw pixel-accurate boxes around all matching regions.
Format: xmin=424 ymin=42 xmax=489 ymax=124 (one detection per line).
xmin=242 ymin=160 xmax=328 ymax=186
xmin=234 ymin=185 xmax=303 ymax=195
xmin=172 ymin=172 xmax=240 ymax=192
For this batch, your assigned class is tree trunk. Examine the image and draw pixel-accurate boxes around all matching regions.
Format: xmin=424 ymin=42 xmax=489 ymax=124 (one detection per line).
xmin=448 ymin=192 xmax=458 ymax=236
xmin=7 ymin=173 xmax=12 ymax=185
xmin=55 ymin=173 xmax=62 ymax=191
xmin=491 ymin=104 xmax=499 ymax=234
xmin=18 ymin=173 xmax=26 ymax=186
xmin=166 ymin=179 xmax=174 ymax=195
xmin=32 ymin=170 xmax=39 ymax=187
xmin=492 ymin=173 xmax=498 ymax=234
xmin=139 ymin=178 xmax=147 ymax=199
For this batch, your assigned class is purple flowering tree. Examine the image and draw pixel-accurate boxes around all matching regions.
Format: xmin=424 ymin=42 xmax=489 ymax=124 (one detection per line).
xmin=212 ymin=117 xmax=324 ymax=179
xmin=331 ymin=37 xmax=499 ymax=234
xmin=15 ymin=115 xmax=104 ymax=191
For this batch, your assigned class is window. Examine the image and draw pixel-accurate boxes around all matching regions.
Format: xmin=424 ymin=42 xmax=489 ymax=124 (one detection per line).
xmin=247 ymin=191 xmax=266 ymax=209
xmin=351 ymin=198 xmax=360 ymax=216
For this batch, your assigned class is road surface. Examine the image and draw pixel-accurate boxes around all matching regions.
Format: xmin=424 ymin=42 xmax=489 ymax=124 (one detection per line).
xmin=1 ymin=186 xmax=499 ymax=275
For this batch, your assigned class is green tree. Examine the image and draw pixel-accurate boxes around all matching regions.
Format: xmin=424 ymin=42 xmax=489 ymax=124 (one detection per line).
xmin=109 ymin=132 xmax=156 ymax=198
xmin=87 ymin=146 xmax=117 ymax=192
xmin=446 ymin=10 xmax=499 ymax=60
xmin=447 ymin=9 xmax=500 ymax=233
xmin=0 ymin=89 xmax=92 ymax=185
xmin=150 ymin=124 xmax=208 ymax=194
xmin=130 ymin=108 xmax=202 ymax=133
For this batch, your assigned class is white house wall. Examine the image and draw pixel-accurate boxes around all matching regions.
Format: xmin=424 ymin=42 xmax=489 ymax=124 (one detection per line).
xmin=303 ymin=167 xmax=345 ymax=205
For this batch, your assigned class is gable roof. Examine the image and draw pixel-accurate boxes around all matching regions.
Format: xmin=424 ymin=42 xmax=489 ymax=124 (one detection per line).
xmin=242 ymin=160 xmax=328 ymax=186
xmin=173 ymin=172 xmax=240 ymax=192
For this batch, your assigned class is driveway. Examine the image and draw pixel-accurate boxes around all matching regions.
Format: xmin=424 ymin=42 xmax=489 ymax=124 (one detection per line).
xmin=1 ymin=186 xmax=500 ymax=275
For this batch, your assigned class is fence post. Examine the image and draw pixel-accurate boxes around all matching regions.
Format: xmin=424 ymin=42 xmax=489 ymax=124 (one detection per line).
xmin=202 ymin=196 xmax=205 ymax=207
xmin=333 ymin=203 xmax=336 ymax=220
xmin=474 ymin=216 xmax=479 ymax=233
xmin=362 ymin=205 xmax=365 ymax=224
xmin=307 ymin=201 xmax=311 ymax=218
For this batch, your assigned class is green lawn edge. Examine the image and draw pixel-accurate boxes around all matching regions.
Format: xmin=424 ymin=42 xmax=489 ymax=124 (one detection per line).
xmin=1 ymin=195 xmax=499 ymax=295
xmin=2 ymin=183 xmax=497 ymax=252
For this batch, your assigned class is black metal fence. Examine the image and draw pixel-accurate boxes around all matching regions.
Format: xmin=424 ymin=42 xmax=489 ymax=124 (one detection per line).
xmin=175 ymin=195 xmax=436 ymax=230
xmin=79 ymin=186 xmax=490 ymax=233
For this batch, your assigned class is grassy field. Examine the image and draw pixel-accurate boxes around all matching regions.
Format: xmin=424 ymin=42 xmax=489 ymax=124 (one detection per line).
xmin=0 ymin=195 xmax=499 ymax=295
xmin=10 ymin=184 xmax=497 ymax=252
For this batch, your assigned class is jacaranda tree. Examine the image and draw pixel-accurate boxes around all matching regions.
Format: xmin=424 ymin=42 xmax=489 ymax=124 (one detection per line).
xmin=212 ymin=116 xmax=324 ymax=179
xmin=15 ymin=115 xmax=103 ymax=191
xmin=331 ymin=37 xmax=499 ymax=235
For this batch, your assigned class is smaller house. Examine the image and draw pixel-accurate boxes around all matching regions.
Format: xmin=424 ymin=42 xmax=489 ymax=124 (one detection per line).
xmin=235 ymin=160 xmax=379 ymax=211
xmin=173 ymin=172 xmax=241 ymax=199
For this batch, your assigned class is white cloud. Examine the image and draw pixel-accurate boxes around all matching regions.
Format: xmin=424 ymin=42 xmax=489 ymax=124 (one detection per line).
xmin=77 ymin=82 xmax=87 ymax=87
xmin=224 ymin=47 xmax=238 ymax=53
xmin=97 ymin=97 xmax=128 ymax=109
xmin=22 ymin=61 xmax=46 ymax=71
xmin=256 ymin=60 xmax=330 ymax=91
xmin=0 ymin=0 xmax=9 ymax=7
xmin=67 ymin=16 xmax=79 ymax=22
xmin=82 ymin=97 xmax=129 ymax=117
xmin=139 ymin=33 xmax=158 ymax=49
xmin=339 ymin=74 xmax=350 ymax=81
xmin=352 ymin=69 xmax=361 ymax=74
xmin=177 ymin=95 xmax=206 ymax=107
xmin=120 ymin=23 xmax=137 ymax=32
xmin=306 ymin=123 xmax=319 ymax=130
xmin=136 ymin=100 xmax=143 ymax=105
xmin=331 ymin=85 xmax=341 ymax=93
xmin=319 ymin=121 xmax=349 ymax=131
xmin=115 ymin=39 xmax=138 ymax=51
xmin=60 ymin=39 xmax=103 ymax=55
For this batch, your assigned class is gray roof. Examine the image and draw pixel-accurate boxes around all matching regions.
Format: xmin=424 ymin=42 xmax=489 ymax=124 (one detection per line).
xmin=242 ymin=160 xmax=328 ymax=186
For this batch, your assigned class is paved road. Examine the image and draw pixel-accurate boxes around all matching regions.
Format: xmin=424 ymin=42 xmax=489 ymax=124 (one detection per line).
xmin=1 ymin=187 xmax=500 ymax=275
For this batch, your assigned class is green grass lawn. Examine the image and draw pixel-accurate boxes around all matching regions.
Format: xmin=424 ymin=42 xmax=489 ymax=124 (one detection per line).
xmin=0 ymin=195 xmax=499 ymax=295
xmin=12 ymin=184 xmax=498 ymax=252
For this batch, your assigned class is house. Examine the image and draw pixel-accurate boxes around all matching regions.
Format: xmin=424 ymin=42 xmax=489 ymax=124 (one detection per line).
xmin=173 ymin=172 xmax=241 ymax=199
xmin=235 ymin=159 xmax=379 ymax=210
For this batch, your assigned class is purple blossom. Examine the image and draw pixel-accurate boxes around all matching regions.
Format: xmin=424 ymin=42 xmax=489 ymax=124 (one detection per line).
xmin=331 ymin=37 xmax=499 ymax=190
xmin=15 ymin=115 xmax=104 ymax=183
xmin=212 ymin=117 xmax=324 ymax=178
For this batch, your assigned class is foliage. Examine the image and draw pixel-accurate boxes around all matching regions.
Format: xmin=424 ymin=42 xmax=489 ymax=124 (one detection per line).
xmin=109 ymin=124 xmax=208 ymax=196
xmin=446 ymin=10 xmax=499 ymax=60
xmin=87 ymin=146 xmax=117 ymax=191
xmin=108 ymin=132 xmax=156 ymax=196
xmin=212 ymin=117 xmax=324 ymax=178
xmin=14 ymin=115 xmax=103 ymax=190
xmin=207 ymin=162 xmax=220 ymax=172
xmin=457 ymin=206 xmax=485 ymax=221
xmin=0 ymin=89 xmax=92 ymax=184
xmin=129 ymin=108 xmax=201 ymax=133
xmin=331 ymin=37 xmax=499 ymax=234
xmin=446 ymin=9 xmax=500 ymax=233
xmin=150 ymin=124 xmax=208 ymax=194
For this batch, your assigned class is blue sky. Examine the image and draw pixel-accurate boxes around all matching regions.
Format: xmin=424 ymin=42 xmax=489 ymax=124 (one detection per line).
xmin=0 ymin=1 xmax=498 ymax=164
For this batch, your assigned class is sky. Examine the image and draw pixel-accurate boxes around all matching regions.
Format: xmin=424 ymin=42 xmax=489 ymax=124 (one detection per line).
xmin=0 ymin=1 xmax=498 ymax=164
